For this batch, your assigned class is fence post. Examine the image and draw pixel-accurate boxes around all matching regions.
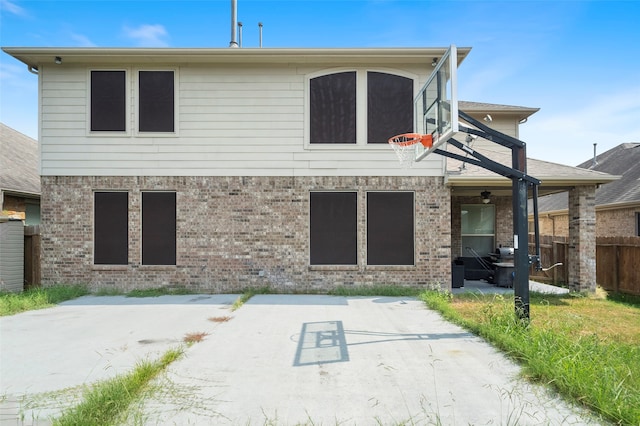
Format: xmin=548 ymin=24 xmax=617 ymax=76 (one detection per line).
xmin=614 ymin=244 xmax=620 ymax=293
xmin=23 ymin=225 xmax=41 ymax=289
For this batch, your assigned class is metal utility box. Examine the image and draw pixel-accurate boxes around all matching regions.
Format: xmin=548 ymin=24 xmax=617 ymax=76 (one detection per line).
xmin=452 ymin=262 xmax=464 ymax=288
xmin=494 ymin=262 xmax=514 ymax=288
xmin=0 ymin=219 xmax=24 ymax=292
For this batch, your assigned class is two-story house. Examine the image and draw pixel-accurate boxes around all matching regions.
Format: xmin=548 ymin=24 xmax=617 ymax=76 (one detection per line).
xmin=2 ymin=46 xmax=614 ymax=292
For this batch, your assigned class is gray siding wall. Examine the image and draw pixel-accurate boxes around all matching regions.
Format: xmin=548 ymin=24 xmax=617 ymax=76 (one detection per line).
xmin=0 ymin=220 xmax=24 ymax=292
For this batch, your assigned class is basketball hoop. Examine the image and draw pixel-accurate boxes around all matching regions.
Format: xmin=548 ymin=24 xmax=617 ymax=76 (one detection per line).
xmin=388 ymin=133 xmax=433 ymax=168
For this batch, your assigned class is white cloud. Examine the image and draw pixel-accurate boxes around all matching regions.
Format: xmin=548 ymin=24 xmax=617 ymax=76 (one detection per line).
xmin=0 ymin=60 xmax=38 ymax=139
xmin=69 ymin=32 xmax=97 ymax=47
xmin=0 ymin=0 xmax=27 ymax=17
xmin=122 ymin=24 xmax=169 ymax=47
xmin=0 ymin=60 xmax=36 ymax=89
xmin=521 ymin=87 xmax=640 ymax=165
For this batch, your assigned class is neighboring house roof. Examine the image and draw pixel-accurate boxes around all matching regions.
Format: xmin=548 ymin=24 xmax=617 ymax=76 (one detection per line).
xmin=578 ymin=143 xmax=640 ymax=206
xmin=0 ymin=123 xmax=40 ymax=197
xmin=443 ymin=101 xmax=618 ymax=196
xmin=444 ymin=145 xmax=618 ymax=197
xmin=534 ymin=143 xmax=640 ymax=212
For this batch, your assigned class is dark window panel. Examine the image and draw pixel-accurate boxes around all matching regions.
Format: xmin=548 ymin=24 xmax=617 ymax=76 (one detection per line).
xmin=367 ymin=72 xmax=413 ymax=143
xmin=310 ymin=192 xmax=357 ymax=265
xmin=367 ymin=192 xmax=414 ymax=265
xmin=139 ymin=71 xmax=175 ymax=132
xmin=142 ymin=192 xmax=176 ymax=265
xmin=310 ymin=72 xmax=356 ymax=144
xmin=91 ymin=71 xmax=126 ymax=132
xmin=94 ymin=192 xmax=128 ymax=265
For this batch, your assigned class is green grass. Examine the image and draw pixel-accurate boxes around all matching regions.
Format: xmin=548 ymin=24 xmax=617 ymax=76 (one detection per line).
xmin=231 ymin=286 xmax=272 ymax=311
xmin=420 ymin=290 xmax=640 ymax=425
xmin=329 ymin=284 xmax=424 ymax=297
xmin=125 ymin=287 xmax=195 ymax=298
xmin=0 ymin=285 xmax=89 ymax=316
xmin=53 ymin=348 xmax=183 ymax=426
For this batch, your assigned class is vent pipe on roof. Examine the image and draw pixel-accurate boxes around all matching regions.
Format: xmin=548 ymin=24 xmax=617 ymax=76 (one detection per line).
xmin=238 ymin=22 xmax=243 ymax=48
xmin=259 ymin=22 xmax=263 ymax=48
xmin=591 ymin=143 xmax=598 ymax=168
xmin=229 ymin=0 xmax=239 ymax=48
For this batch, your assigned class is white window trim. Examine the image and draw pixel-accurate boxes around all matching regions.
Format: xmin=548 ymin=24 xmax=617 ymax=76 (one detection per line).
xmin=134 ymin=68 xmax=179 ymax=137
xmin=92 ymin=190 xmax=129 ymax=267
xmin=308 ymin=190 xmax=359 ymax=267
xmin=86 ymin=68 xmax=131 ymax=137
xmin=304 ymin=68 xmax=417 ymax=150
xmin=365 ymin=190 xmax=416 ymax=267
xmin=140 ymin=190 xmax=178 ymax=266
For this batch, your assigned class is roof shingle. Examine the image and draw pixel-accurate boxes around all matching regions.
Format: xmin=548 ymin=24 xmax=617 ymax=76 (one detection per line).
xmin=0 ymin=123 xmax=40 ymax=196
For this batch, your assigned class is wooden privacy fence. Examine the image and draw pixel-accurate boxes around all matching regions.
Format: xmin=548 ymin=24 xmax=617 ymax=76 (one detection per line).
xmin=24 ymin=225 xmax=41 ymax=289
xmin=528 ymin=235 xmax=640 ymax=296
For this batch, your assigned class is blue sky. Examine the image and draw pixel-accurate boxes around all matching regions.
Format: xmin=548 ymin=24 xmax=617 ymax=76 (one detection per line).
xmin=1 ymin=0 xmax=639 ymax=165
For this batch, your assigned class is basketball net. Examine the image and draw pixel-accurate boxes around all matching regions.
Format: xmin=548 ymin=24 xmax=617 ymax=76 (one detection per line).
xmin=388 ymin=133 xmax=433 ymax=168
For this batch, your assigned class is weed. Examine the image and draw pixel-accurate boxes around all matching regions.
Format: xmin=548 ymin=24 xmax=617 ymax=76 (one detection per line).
xmin=329 ymin=284 xmax=424 ymax=297
xmin=420 ymin=290 xmax=640 ymax=425
xmin=0 ymin=285 xmax=89 ymax=316
xmin=53 ymin=347 xmax=182 ymax=426
xmin=126 ymin=287 xmax=195 ymax=298
xmin=208 ymin=315 xmax=232 ymax=322
xmin=230 ymin=287 xmax=270 ymax=311
xmin=92 ymin=288 xmax=124 ymax=296
xmin=183 ymin=332 xmax=208 ymax=344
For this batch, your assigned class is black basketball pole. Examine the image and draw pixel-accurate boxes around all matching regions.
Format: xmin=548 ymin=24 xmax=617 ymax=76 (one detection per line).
xmin=512 ymin=144 xmax=531 ymax=321
xmin=433 ymin=110 xmax=541 ymax=322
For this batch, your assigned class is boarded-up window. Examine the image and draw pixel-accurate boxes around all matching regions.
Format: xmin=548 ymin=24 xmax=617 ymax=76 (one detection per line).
xmin=139 ymin=71 xmax=175 ymax=133
xmin=310 ymin=192 xmax=357 ymax=265
xmin=91 ymin=71 xmax=126 ymax=132
xmin=367 ymin=72 xmax=413 ymax=143
xmin=310 ymin=72 xmax=356 ymax=144
xmin=142 ymin=192 xmax=176 ymax=265
xmin=367 ymin=192 xmax=414 ymax=265
xmin=94 ymin=192 xmax=128 ymax=265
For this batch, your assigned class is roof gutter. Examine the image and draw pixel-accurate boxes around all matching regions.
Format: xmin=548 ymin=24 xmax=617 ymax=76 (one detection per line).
xmin=2 ymin=46 xmax=472 ymax=68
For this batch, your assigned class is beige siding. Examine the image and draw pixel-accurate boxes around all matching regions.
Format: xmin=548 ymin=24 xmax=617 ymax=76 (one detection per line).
xmin=462 ymin=116 xmax=519 ymax=154
xmin=39 ymin=63 xmax=444 ymax=177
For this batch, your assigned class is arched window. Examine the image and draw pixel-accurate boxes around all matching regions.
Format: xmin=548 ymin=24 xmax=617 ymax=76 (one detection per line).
xmin=308 ymin=70 xmax=414 ymax=145
xmin=309 ymin=72 xmax=357 ymax=144
xmin=367 ymin=72 xmax=413 ymax=143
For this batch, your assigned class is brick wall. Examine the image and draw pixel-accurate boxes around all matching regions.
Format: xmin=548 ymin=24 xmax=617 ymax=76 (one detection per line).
xmin=596 ymin=207 xmax=640 ymax=237
xmin=567 ymin=185 xmax=597 ymax=292
xmin=535 ymin=207 xmax=638 ymax=239
xmin=40 ymin=176 xmax=451 ymax=292
xmin=535 ymin=214 xmax=569 ymax=237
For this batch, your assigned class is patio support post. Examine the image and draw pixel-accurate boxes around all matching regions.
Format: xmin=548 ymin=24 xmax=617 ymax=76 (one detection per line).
xmin=567 ymin=185 xmax=597 ymax=292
